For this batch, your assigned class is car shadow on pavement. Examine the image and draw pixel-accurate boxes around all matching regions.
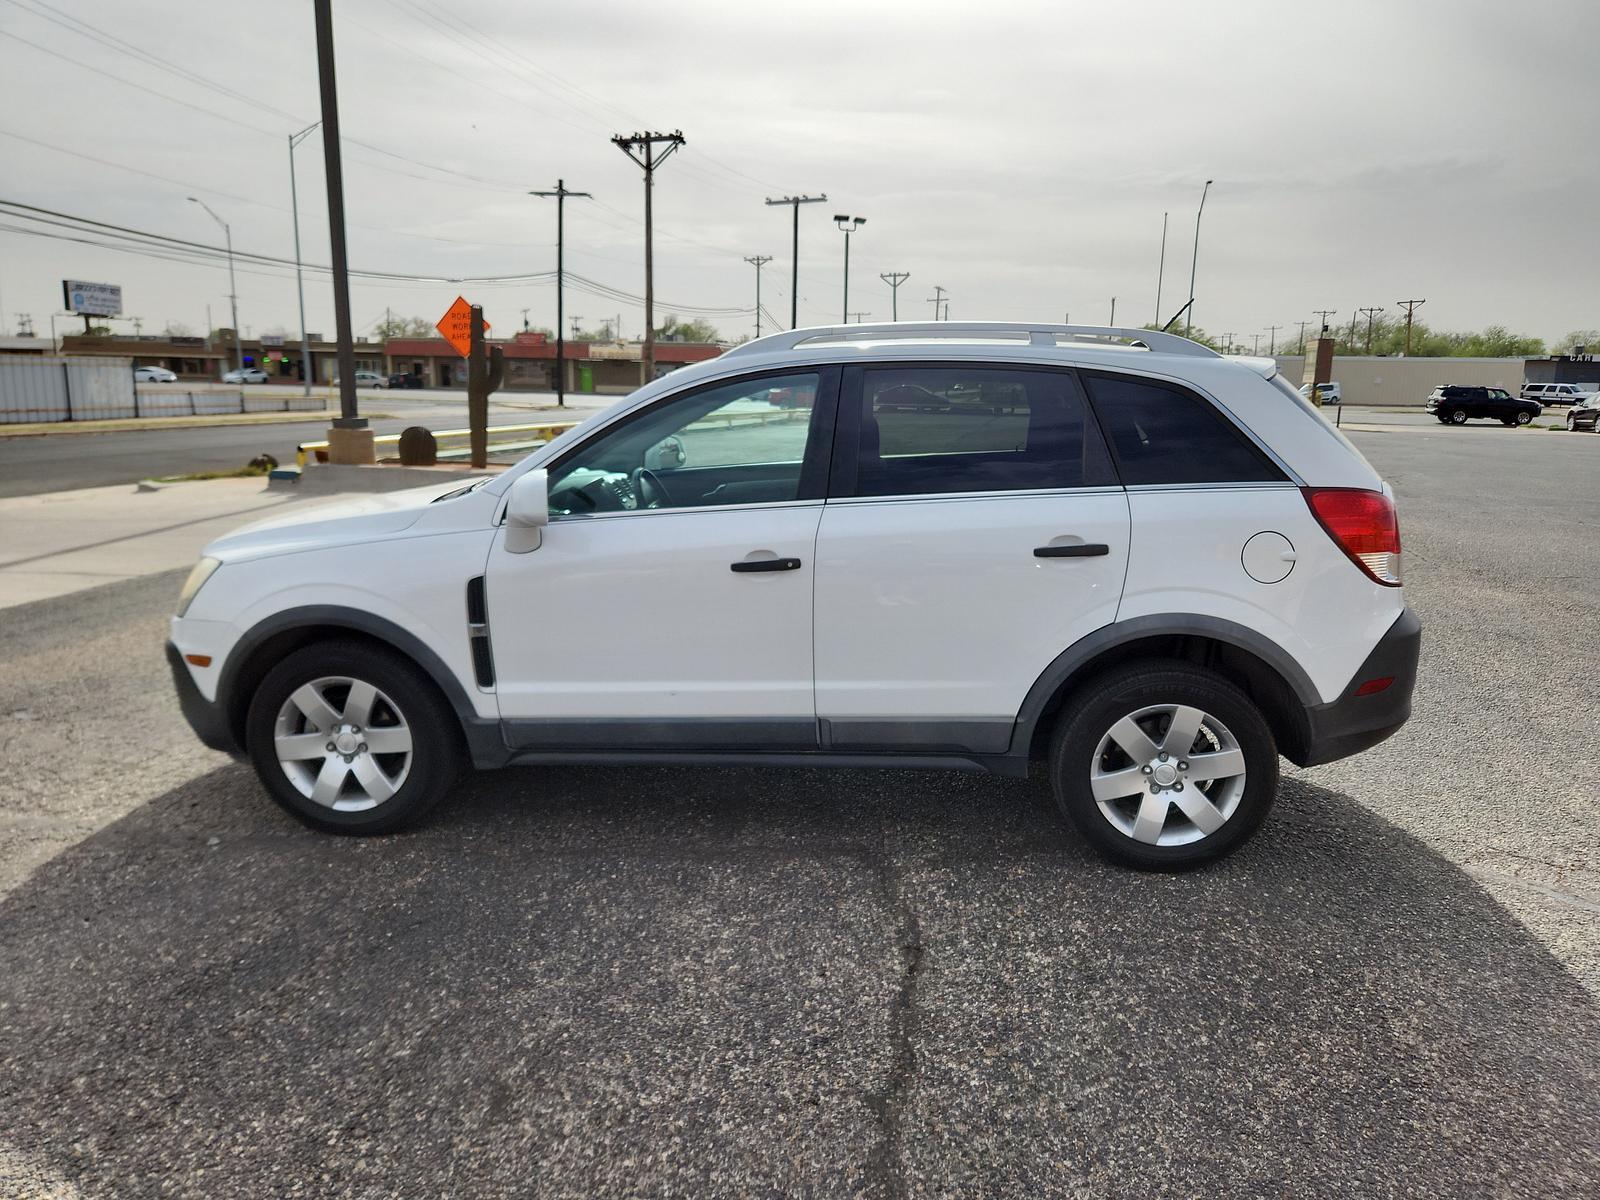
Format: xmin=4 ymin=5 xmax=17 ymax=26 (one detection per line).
xmin=1 ymin=763 xmax=1596 ymax=1199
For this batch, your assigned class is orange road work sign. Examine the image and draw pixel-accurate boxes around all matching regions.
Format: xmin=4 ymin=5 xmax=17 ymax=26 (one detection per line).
xmin=436 ymin=296 xmax=488 ymax=358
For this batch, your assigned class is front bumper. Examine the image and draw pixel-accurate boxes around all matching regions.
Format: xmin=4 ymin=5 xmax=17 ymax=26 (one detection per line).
xmin=1294 ymin=606 xmax=1421 ymax=767
xmin=166 ymin=641 xmax=243 ymax=756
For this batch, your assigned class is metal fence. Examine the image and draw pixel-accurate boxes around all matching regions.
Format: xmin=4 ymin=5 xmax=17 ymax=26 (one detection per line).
xmin=0 ymin=357 xmax=327 ymax=423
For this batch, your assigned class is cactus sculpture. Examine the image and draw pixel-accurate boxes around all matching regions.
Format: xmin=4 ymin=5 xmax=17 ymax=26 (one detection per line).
xmin=467 ymin=304 xmax=504 ymax=469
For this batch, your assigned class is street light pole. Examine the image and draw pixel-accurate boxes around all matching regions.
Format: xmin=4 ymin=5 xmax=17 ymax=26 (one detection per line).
xmin=188 ymin=197 xmax=240 ymax=374
xmin=1185 ymin=179 xmax=1213 ymax=337
xmin=834 ymin=215 xmax=865 ymax=323
xmin=288 ymin=122 xmax=319 ymax=396
xmin=312 ymin=0 xmax=369 ymax=458
xmin=531 ymin=180 xmax=592 ymax=407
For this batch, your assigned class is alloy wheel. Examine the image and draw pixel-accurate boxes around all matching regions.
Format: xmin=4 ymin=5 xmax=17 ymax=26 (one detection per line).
xmin=1088 ymin=703 xmax=1247 ymax=847
xmin=272 ymin=676 xmax=413 ymax=812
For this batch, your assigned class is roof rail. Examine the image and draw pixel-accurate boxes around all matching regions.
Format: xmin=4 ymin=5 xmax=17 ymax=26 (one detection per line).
xmin=722 ymin=321 xmax=1219 ymax=359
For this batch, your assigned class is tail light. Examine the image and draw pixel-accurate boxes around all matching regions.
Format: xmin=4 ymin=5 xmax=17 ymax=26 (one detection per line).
xmin=1302 ymin=487 xmax=1402 ymax=586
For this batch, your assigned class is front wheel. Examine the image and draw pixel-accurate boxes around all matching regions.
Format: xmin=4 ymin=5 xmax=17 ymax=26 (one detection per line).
xmin=1049 ymin=661 xmax=1279 ymax=870
xmin=245 ymin=641 xmax=462 ymax=834
xmin=1568 ymin=415 xmax=1578 ymax=431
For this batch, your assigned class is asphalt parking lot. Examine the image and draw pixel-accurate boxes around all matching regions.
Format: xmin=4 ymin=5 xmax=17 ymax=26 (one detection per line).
xmin=1 ymin=420 xmax=1597 ymax=1197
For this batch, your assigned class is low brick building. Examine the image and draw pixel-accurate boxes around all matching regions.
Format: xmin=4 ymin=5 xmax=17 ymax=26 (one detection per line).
xmin=383 ymin=332 xmax=723 ymax=394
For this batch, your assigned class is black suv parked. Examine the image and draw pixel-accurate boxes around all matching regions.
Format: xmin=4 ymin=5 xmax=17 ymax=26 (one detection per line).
xmin=1425 ymin=385 xmax=1540 ymax=426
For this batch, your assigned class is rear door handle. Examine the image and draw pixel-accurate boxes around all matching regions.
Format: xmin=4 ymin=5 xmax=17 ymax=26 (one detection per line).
xmin=731 ymin=557 xmax=803 ymax=573
xmin=1034 ymin=543 xmax=1110 ymax=558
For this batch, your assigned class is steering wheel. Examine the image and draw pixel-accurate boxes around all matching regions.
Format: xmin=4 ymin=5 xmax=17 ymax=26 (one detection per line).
xmin=632 ymin=467 xmax=668 ymax=509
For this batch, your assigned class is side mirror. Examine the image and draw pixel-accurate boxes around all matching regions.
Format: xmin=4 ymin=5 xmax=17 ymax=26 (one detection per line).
xmin=505 ymin=468 xmax=548 ymax=554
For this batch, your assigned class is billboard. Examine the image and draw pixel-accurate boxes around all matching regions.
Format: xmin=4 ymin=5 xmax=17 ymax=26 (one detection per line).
xmin=63 ymin=280 xmax=123 ymax=318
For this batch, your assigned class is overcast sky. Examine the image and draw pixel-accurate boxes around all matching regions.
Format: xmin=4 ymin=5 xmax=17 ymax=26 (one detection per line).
xmin=2 ymin=0 xmax=1597 ymax=346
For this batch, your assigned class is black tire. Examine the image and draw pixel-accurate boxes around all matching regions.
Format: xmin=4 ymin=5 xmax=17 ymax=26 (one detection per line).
xmin=1568 ymin=415 xmax=1578 ymax=431
xmin=1449 ymin=408 xmax=1468 ymax=425
xmin=245 ymin=640 xmax=463 ymax=834
xmin=1514 ymin=410 xmax=1532 ymax=426
xmin=1048 ymin=660 xmax=1279 ymax=871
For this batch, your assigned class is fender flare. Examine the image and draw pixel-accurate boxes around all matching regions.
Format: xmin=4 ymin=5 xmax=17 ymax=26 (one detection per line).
xmin=1007 ymin=613 xmax=1320 ymax=756
xmin=218 ymin=605 xmax=507 ymax=767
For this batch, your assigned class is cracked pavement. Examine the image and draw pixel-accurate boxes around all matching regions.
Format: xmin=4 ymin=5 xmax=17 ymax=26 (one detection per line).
xmin=1 ymin=425 xmax=1597 ymax=1197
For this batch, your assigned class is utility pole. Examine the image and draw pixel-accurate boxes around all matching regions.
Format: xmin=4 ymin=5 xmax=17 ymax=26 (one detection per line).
xmin=744 ymin=254 xmax=772 ymax=337
xmin=880 ymin=271 xmax=909 ymax=321
xmin=188 ymin=197 xmax=240 ymax=374
xmin=312 ymin=0 xmax=368 ymax=459
xmin=521 ymin=308 xmax=530 ymax=331
xmin=928 ymin=286 xmax=947 ymax=320
xmin=1109 ymin=296 xmax=1117 ymax=325
xmin=1348 ymin=311 xmax=1359 ymax=347
xmin=1186 ymin=179 xmax=1214 ymax=336
xmin=1296 ymin=320 xmax=1309 ymax=352
xmin=1220 ymin=332 xmax=1233 ymax=353
xmin=847 ymin=311 xmax=871 ymax=323
xmin=1312 ymin=308 xmax=1337 ymax=336
xmin=570 ymin=315 xmax=583 ymax=339
xmin=764 ymin=194 xmax=827 ymax=329
xmin=1396 ymin=298 xmax=1425 ymax=356
xmin=288 ymin=121 xmax=319 ymax=396
xmin=1155 ymin=211 xmax=1168 ymax=326
xmin=1359 ymin=306 xmax=1384 ymax=354
xmin=833 ymin=215 xmax=865 ymax=323
xmin=1250 ymin=333 xmax=1262 ymax=354
xmin=530 ymin=179 xmax=593 ymax=407
xmin=1266 ymin=324 xmax=1282 ymax=355
xmin=611 ymin=131 xmax=684 ymax=381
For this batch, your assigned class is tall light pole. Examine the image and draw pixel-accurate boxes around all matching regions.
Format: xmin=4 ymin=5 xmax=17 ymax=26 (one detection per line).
xmin=288 ymin=122 xmax=319 ymax=395
xmin=1185 ymin=179 xmax=1213 ymax=337
xmin=833 ymin=215 xmax=865 ymax=324
xmin=880 ymin=271 xmax=909 ymax=320
xmin=1154 ymin=211 xmax=1168 ymax=326
xmin=312 ymin=0 xmax=368 ymax=458
xmin=188 ymin=197 xmax=240 ymax=374
xmin=744 ymin=254 xmax=772 ymax=337
xmin=530 ymin=179 xmax=592 ymax=407
xmin=765 ymin=194 xmax=827 ymax=329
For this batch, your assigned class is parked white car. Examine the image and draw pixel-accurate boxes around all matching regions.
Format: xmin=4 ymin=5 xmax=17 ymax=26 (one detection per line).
xmin=134 ymin=365 xmax=178 ymax=383
xmin=223 ymin=367 xmax=270 ymax=384
xmin=1297 ymin=381 xmax=1342 ymax=405
xmin=168 ymin=322 xmax=1418 ymax=870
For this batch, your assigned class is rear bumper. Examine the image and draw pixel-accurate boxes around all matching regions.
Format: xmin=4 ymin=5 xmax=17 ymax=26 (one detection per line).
xmin=1292 ymin=606 xmax=1421 ymax=768
xmin=166 ymin=641 xmax=243 ymax=757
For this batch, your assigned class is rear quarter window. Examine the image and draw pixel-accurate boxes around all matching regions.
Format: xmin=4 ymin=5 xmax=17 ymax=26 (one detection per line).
xmin=1083 ymin=372 xmax=1286 ymax=486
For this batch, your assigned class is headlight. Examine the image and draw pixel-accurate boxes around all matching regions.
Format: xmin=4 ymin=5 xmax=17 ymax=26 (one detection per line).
xmin=176 ymin=557 xmax=221 ymax=617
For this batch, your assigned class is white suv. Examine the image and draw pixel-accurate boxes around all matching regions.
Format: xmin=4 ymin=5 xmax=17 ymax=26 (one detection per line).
xmin=168 ymin=323 xmax=1419 ymax=869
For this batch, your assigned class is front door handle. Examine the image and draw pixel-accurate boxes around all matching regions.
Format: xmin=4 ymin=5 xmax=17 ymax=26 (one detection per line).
xmin=1034 ymin=543 xmax=1110 ymax=558
xmin=731 ymin=557 xmax=803 ymax=573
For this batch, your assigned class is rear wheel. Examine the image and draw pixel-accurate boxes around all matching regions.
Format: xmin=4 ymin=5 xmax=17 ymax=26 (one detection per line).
xmin=1514 ymin=410 xmax=1532 ymax=426
xmin=1049 ymin=661 xmax=1279 ymax=870
xmin=245 ymin=641 xmax=462 ymax=834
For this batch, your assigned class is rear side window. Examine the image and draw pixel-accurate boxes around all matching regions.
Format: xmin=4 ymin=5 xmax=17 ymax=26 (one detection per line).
xmin=843 ymin=365 xmax=1115 ymax=497
xmin=1083 ymin=372 xmax=1285 ymax=486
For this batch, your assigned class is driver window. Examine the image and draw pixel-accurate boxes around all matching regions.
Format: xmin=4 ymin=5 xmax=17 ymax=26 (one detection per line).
xmin=547 ymin=372 xmax=821 ymax=515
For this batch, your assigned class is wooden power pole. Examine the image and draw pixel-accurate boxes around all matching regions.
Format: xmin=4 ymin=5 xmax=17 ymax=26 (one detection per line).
xmin=1396 ymin=298 xmax=1426 ymax=356
xmin=611 ymin=131 xmax=684 ymax=382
